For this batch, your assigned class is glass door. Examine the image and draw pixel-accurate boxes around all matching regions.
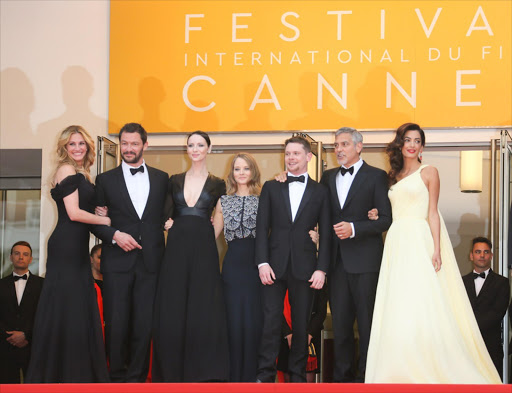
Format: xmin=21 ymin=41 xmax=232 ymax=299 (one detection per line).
xmin=498 ymin=130 xmax=512 ymax=382
xmin=97 ymin=136 xmax=119 ymax=175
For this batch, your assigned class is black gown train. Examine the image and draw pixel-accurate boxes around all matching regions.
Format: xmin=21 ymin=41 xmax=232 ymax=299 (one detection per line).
xmin=26 ymin=173 xmax=109 ymax=383
xmin=152 ymin=173 xmax=229 ymax=382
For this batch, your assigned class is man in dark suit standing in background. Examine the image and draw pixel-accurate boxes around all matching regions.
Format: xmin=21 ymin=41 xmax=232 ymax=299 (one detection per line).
xmin=462 ymin=236 xmax=510 ymax=379
xmin=320 ymin=127 xmax=392 ymax=382
xmin=255 ymin=136 xmax=331 ymax=383
xmin=94 ymin=123 xmax=168 ymax=382
xmin=0 ymin=241 xmax=44 ymax=383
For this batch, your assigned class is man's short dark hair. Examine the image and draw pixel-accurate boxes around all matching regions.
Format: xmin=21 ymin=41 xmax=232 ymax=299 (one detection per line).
xmin=284 ymin=136 xmax=311 ymax=153
xmin=472 ymin=236 xmax=492 ymax=250
xmin=119 ymin=123 xmax=148 ymax=144
xmin=90 ymin=243 xmax=102 ymax=257
xmin=11 ymin=241 xmax=32 ymax=255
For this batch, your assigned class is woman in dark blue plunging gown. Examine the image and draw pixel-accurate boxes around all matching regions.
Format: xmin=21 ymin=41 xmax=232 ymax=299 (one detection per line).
xmin=152 ymin=131 xmax=229 ymax=382
xmin=213 ymin=153 xmax=263 ymax=382
xmin=26 ymin=126 xmax=110 ymax=383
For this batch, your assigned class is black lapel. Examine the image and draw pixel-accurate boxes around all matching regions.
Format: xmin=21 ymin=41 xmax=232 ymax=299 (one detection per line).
xmin=116 ymin=165 xmax=139 ymax=219
xmin=280 ymin=182 xmax=293 ymax=223
xmin=330 ymin=169 xmax=342 ymax=212
xmin=294 ymin=178 xmax=315 ymax=223
xmin=477 ymin=270 xmax=495 ymax=299
xmin=466 ymin=276 xmax=477 ymax=303
xmin=343 ymin=161 xmax=369 ymax=209
xmin=7 ymin=275 xmax=19 ymax=309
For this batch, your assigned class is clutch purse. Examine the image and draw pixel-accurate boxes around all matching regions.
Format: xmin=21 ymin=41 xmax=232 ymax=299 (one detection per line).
xmin=308 ymin=342 xmax=317 ymax=357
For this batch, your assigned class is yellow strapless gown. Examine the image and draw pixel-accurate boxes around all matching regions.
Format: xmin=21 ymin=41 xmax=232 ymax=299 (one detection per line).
xmin=365 ymin=165 xmax=501 ymax=384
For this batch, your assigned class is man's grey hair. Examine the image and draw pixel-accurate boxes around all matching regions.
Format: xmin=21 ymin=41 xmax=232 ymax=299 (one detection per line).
xmin=335 ymin=127 xmax=363 ymax=145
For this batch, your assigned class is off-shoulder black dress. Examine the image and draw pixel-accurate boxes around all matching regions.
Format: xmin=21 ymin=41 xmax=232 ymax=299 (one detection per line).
xmin=26 ymin=173 xmax=109 ymax=383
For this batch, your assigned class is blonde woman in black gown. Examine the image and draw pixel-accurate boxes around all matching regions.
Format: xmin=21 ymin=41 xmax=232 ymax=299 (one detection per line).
xmin=152 ymin=131 xmax=229 ymax=382
xmin=26 ymin=126 xmax=110 ymax=383
xmin=212 ymin=153 xmax=262 ymax=382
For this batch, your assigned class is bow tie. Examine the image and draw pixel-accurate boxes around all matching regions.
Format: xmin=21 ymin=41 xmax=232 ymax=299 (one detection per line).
xmin=339 ymin=166 xmax=354 ymax=176
xmin=14 ymin=274 xmax=27 ymax=281
xmin=472 ymin=272 xmax=486 ymax=279
xmin=287 ymin=175 xmax=305 ymax=183
xmin=130 ymin=166 xmax=145 ymax=175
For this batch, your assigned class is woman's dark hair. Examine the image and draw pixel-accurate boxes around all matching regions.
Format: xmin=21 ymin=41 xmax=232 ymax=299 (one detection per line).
xmin=187 ymin=130 xmax=211 ymax=147
xmin=386 ymin=123 xmax=425 ymax=185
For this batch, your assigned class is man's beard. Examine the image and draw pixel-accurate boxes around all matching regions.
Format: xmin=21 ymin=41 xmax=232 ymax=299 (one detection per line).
xmin=121 ymin=150 xmax=143 ymax=164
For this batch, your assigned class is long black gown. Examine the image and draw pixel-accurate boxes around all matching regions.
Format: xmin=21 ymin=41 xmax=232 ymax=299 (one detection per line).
xmin=152 ymin=173 xmax=229 ymax=382
xmin=220 ymin=194 xmax=262 ymax=382
xmin=26 ymin=173 xmax=109 ymax=383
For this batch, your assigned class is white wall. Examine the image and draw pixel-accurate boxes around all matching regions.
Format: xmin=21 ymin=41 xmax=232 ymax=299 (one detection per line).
xmin=1 ymin=0 xmax=110 ymax=273
xmin=1 ymin=0 xmax=509 ymax=273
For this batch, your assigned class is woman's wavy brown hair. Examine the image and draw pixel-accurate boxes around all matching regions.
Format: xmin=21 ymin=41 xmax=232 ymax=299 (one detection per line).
xmin=386 ymin=123 xmax=425 ymax=185
xmin=53 ymin=125 xmax=95 ymax=185
xmin=226 ymin=153 xmax=261 ymax=196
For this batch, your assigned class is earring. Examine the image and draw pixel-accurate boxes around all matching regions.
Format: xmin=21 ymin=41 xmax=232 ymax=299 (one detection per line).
xmin=419 ymin=152 xmax=423 ymax=162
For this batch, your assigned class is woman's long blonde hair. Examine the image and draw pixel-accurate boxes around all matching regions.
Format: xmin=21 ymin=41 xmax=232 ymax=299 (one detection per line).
xmin=52 ymin=125 xmax=95 ymax=185
xmin=226 ymin=153 xmax=261 ymax=196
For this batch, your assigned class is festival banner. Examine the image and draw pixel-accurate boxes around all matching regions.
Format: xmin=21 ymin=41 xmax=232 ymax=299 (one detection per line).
xmin=109 ymin=1 xmax=511 ymax=133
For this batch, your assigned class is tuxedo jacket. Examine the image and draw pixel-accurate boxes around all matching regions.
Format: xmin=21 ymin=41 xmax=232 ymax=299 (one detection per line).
xmin=0 ymin=274 xmax=44 ymax=367
xmin=462 ymin=270 xmax=510 ymax=363
xmin=255 ymin=178 xmax=331 ymax=281
xmin=320 ymin=162 xmax=392 ymax=274
xmin=93 ymin=164 xmax=169 ymax=274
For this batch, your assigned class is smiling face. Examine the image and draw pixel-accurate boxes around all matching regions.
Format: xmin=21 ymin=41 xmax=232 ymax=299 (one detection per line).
xmin=233 ymin=157 xmax=252 ymax=187
xmin=285 ymin=142 xmax=311 ymax=175
xmin=66 ymin=133 xmax=88 ymax=166
xmin=334 ymin=133 xmax=362 ymax=168
xmin=401 ymin=130 xmax=423 ymax=160
xmin=186 ymin=133 xmax=210 ymax=162
xmin=120 ymin=131 xmax=147 ymax=166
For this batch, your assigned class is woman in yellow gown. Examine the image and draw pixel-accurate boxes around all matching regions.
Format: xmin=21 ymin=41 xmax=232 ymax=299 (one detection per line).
xmin=365 ymin=123 xmax=501 ymax=384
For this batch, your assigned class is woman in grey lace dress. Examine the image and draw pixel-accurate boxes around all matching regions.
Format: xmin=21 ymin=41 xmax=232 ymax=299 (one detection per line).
xmin=214 ymin=153 xmax=262 ymax=382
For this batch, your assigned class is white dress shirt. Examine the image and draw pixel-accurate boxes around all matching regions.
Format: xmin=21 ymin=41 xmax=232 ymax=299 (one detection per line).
xmin=336 ymin=158 xmax=363 ymax=238
xmin=122 ymin=160 xmax=150 ymax=219
xmin=13 ymin=271 xmax=30 ymax=305
xmin=288 ymin=171 xmax=308 ymax=222
xmin=474 ymin=268 xmax=490 ymax=296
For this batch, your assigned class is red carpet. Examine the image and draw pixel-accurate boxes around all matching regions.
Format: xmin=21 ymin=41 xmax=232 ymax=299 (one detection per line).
xmin=1 ymin=384 xmax=510 ymax=393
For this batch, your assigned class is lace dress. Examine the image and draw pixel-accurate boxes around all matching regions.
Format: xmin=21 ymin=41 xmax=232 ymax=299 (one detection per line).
xmin=220 ymin=194 xmax=262 ymax=382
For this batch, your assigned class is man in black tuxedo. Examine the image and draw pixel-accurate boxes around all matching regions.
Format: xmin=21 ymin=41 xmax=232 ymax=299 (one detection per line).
xmin=462 ymin=236 xmax=510 ymax=379
xmin=0 ymin=241 xmax=43 ymax=383
xmin=94 ymin=123 xmax=168 ymax=382
xmin=255 ymin=136 xmax=331 ymax=383
xmin=320 ymin=127 xmax=392 ymax=382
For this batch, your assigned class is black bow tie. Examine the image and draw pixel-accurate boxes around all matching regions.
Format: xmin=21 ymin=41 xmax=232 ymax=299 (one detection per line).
xmin=472 ymin=272 xmax=486 ymax=279
xmin=339 ymin=166 xmax=354 ymax=176
xmin=14 ymin=274 xmax=27 ymax=281
xmin=130 ymin=166 xmax=145 ymax=175
xmin=287 ymin=175 xmax=305 ymax=183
